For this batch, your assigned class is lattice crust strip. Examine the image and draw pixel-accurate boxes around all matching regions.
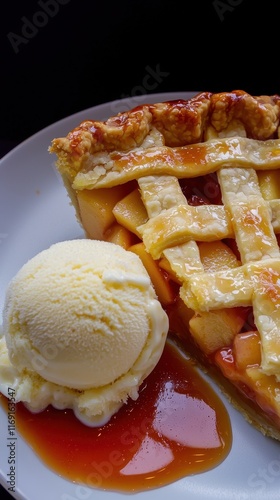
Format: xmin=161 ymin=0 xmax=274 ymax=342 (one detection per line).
xmin=72 ymin=136 xmax=280 ymax=190
xmin=138 ymin=175 xmax=280 ymax=260
xmin=137 ymin=168 xmax=280 ymax=379
xmin=218 ymin=168 xmax=280 ymax=262
xmin=138 ymin=176 xmax=204 ymax=279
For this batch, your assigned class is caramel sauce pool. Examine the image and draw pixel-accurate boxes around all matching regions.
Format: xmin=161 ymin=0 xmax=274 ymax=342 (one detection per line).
xmin=1 ymin=340 xmax=232 ymax=492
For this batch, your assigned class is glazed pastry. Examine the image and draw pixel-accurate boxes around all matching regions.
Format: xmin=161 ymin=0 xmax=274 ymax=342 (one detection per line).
xmin=49 ymin=90 xmax=280 ymax=441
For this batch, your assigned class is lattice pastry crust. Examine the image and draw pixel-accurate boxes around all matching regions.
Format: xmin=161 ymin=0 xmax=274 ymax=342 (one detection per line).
xmin=50 ymin=90 xmax=280 ymax=440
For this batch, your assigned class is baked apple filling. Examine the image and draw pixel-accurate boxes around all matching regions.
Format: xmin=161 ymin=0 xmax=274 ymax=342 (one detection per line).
xmin=50 ymin=90 xmax=280 ymax=441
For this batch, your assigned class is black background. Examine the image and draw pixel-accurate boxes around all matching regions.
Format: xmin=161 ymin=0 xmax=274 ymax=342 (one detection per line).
xmin=1 ymin=0 xmax=280 ymax=498
xmin=1 ymin=0 xmax=280 ymax=152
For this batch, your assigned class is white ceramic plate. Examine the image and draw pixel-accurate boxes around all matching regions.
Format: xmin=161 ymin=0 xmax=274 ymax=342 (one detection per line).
xmin=0 ymin=92 xmax=280 ymax=500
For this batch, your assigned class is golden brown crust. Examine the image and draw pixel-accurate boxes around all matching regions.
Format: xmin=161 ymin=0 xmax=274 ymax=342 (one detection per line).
xmin=148 ymin=91 xmax=212 ymax=146
xmin=209 ymin=90 xmax=280 ymax=139
xmin=49 ymin=90 xmax=280 ymax=182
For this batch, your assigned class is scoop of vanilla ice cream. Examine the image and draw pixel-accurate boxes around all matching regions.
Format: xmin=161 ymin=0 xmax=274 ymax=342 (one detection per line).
xmin=0 ymin=239 xmax=169 ymax=426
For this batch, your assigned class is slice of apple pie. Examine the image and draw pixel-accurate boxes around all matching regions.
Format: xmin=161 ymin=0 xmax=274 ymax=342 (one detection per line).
xmin=49 ymin=90 xmax=280 ymax=441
